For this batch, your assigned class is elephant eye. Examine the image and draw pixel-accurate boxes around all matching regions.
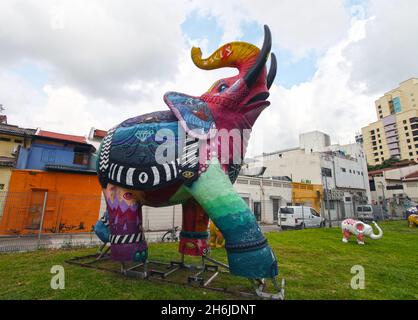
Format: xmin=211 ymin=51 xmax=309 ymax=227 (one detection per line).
xmin=218 ymin=83 xmax=228 ymax=93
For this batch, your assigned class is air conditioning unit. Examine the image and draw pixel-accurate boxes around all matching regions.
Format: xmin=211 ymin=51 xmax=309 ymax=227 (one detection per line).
xmin=11 ymin=146 xmax=19 ymax=156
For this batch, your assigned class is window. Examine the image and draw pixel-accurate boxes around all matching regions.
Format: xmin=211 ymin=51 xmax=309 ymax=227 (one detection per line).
xmin=0 ymin=184 xmax=4 ymax=190
xmin=321 ymin=167 xmax=332 ymax=177
xmin=377 ymin=128 xmax=380 ymax=132
xmin=403 ymin=120 xmax=407 ymax=124
xmin=375 ymin=158 xmax=379 ymax=162
xmin=409 ymin=146 xmax=412 ymax=150
xmin=406 ymin=132 xmax=410 ymax=137
xmin=280 ymin=208 xmax=294 ymax=214
xmin=381 ymin=157 xmax=385 ymax=161
xmin=0 ymin=137 xmax=11 ymax=142
xmin=386 ymin=185 xmax=403 ymax=190
xmin=408 ymin=139 xmax=411 ymax=143
xmin=324 ymin=201 xmax=335 ymax=210
xmin=310 ymin=209 xmax=320 ymax=217
xmin=380 ymin=146 xmax=383 ymax=149
xmin=41 ymin=149 xmax=56 ymax=163
xmin=341 ymin=168 xmax=346 ymax=173
xmin=14 ymin=139 xmax=23 ymax=143
xmin=410 ymin=152 xmax=413 ymax=156
xmin=73 ymin=152 xmax=89 ymax=165
xmin=345 ymin=197 xmax=352 ymax=202
xmin=405 ymin=126 xmax=408 ymax=130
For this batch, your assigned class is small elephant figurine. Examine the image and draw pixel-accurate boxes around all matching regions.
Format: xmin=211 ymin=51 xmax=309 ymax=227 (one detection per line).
xmin=341 ymin=219 xmax=383 ymax=245
xmin=408 ymin=214 xmax=418 ymax=228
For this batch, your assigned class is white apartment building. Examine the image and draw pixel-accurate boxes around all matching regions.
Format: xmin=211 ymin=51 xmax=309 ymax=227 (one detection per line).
xmin=251 ymin=131 xmax=371 ymax=223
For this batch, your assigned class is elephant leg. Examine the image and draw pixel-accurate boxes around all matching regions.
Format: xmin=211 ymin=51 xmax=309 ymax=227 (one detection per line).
xmin=357 ymin=233 xmax=365 ymax=245
xmin=179 ymin=198 xmax=210 ymax=256
xmin=185 ymin=158 xmax=278 ymax=279
xmin=342 ymin=230 xmax=350 ymax=243
xmin=103 ymin=184 xmax=148 ymax=263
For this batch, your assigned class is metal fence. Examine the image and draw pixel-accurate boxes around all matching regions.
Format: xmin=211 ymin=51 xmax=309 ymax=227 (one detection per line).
xmin=0 ymin=190 xmax=183 ymax=252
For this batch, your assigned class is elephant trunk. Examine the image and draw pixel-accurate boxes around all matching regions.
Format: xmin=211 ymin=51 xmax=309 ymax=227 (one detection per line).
xmin=369 ymin=222 xmax=383 ymax=240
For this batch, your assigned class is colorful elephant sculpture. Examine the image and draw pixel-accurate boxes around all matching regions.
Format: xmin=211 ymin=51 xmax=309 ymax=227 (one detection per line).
xmin=94 ymin=25 xmax=279 ymax=281
xmin=408 ymin=214 xmax=418 ymax=228
xmin=341 ymin=219 xmax=383 ymax=245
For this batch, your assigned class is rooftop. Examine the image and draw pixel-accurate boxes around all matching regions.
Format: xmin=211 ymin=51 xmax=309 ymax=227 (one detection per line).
xmin=93 ymin=129 xmax=107 ymax=139
xmin=0 ymin=123 xmax=36 ymax=137
xmin=37 ymin=130 xmax=88 ymax=145
xmin=402 ymin=170 xmax=418 ymax=181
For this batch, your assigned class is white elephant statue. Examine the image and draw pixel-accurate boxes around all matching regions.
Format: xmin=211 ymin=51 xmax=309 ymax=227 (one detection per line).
xmin=341 ymin=219 xmax=383 ymax=245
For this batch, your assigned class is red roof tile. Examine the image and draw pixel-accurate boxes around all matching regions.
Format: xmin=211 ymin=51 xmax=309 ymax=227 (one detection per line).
xmin=403 ymin=170 xmax=418 ymax=181
xmin=93 ymin=129 xmax=107 ymax=138
xmin=37 ymin=130 xmax=87 ymax=144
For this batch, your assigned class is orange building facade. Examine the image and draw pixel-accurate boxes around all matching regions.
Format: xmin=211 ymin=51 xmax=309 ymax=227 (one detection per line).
xmin=291 ymin=182 xmax=323 ymax=213
xmin=0 ymin=169 xmax=102 ymax=235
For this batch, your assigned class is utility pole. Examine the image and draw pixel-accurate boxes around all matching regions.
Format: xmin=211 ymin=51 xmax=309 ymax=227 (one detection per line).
xmin=379 ymin=181 xmax=386 ymax=219
xmin=324 ymin=174 xmax=332 ymax=227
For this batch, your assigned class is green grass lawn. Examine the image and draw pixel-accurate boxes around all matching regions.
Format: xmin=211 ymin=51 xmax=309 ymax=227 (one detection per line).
xmin=0 ymin=220 xmax=417 ymax=300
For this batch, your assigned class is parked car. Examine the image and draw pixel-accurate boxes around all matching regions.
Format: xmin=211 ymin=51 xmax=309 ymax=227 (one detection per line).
xmin=356 ymin=205 xmax=374 ymax=222
xmin=278 ymin=206 xmax=325 ymax=230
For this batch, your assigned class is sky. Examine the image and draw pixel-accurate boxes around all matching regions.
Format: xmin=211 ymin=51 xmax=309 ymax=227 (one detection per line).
xmin=0 ymin=0 xmax=417 ymax=156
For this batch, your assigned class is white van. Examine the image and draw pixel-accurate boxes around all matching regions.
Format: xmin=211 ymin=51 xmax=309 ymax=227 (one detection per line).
xmin=278 ymin=206 xmax=325 ymax=230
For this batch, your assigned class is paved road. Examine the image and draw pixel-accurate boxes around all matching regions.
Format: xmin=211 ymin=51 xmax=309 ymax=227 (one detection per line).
xmin=260 ymin=224 xmax=281 ymax=233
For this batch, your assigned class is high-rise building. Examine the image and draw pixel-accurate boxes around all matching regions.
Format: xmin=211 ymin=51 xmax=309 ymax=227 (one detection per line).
xmin=362 ymin=78 xmax=418 ymax=166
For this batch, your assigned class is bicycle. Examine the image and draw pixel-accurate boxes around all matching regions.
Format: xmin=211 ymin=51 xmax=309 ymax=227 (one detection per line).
xmin=161 ymin=226 xmax=180 ymax=242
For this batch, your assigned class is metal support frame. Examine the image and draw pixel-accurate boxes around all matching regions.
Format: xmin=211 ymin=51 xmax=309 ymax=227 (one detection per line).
xmin=65 ymin=249 xmax=285 ymax=300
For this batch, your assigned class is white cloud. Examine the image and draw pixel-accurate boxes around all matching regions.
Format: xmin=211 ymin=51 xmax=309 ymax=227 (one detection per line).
xmin=248 ymin=17 xmax=378 ymax=155
xmin=0 ymin=0 xmax=189 ymax=101
xmin=190 ymin=0 xmax=351 ymax=58
xmin=1 ymin=0 xmax=415 ymax=157
xmin=345 ymin=0 xmax=418 ymax=93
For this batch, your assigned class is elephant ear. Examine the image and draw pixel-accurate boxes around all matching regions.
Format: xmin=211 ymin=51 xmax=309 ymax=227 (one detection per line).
xmin=164 ymin=92 xmax=216 ymax=139
xmin=355 ymin=222 xmax=365 ymax=233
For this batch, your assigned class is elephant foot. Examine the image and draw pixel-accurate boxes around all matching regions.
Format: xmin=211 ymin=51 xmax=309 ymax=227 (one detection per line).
xmin=226 ymin=243 xmax=278 ymax=279
xmin=110 ymin=237 xmax=148 ymax=262
xmin=342 ymin=238 xmax=348 ymax=243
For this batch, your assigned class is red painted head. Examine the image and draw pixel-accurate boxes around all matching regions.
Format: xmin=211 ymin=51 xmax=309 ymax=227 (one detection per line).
xmin=191 ymin=25 xmax=277 ymax=131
